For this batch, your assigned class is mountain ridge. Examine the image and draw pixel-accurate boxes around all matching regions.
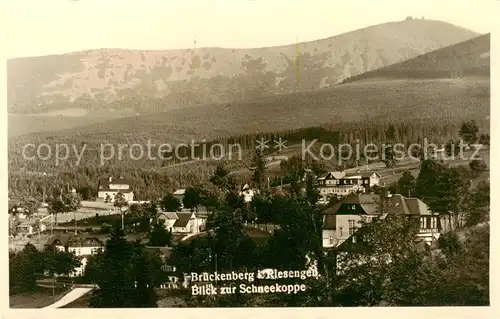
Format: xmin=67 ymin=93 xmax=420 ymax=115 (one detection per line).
xmin=8 ymin=18 xmax=479 ymax=114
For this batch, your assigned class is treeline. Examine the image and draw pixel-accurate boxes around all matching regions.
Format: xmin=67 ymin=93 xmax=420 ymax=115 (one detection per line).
xmin=10 ymin=118 xmax=486 ymax=170
xmin=8 ymin=117 xmax=489 ymax=201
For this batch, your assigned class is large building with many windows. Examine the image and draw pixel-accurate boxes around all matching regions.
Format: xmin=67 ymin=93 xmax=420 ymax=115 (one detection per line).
xmin=315 ymin=171 xmax=380 ymax=203
xmin=321 ymin=192 xmax=440 ymax=248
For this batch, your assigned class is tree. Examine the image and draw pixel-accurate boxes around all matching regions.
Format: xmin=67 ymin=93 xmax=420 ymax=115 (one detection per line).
xmin=428 ymin=167 xmax=469 ymax=229
xmin=160 ymin=193 xmax=181 ymax=212
xmin=280 ymin=155 xmax=305 ymax=183
xmin=418 ymin=225 xmax=489 ymax=306
xmin=478 ymin=133 xmax=490 ymax=146
xmin=47 ymin=199 xmax=66 ymax=224
xmin=78 ymin=187 xmax=93 ymax=200
xmin=304 ymin=173 xmax=320 ymax=206
xmin=334 ymin=205 xmax=427 ymax=306
xmin=461 ymin=181 xmax=490 ymax=226
xmin=207 ymin=202 xmax=258 ymax=271
xmin=43 ymin=245 xmax=81 ymax=277
xmin=170 ymin=236 xmax=213 ymax=273
xmin=210 ymin=164 xmax=235 ymax=191
xmin=459 ymin=120 xmax=479 ymax=145
xmin=148 ymin=223 xmax=173 ymax=247
xmin=114 ymin=192 xmax=128 ymax=212
xmin=396 ymin=171 xmax=415 ymax=197
xmin=383 ymin=144 xmax=397 ymax=168
xmin=129 ymin=243 xmax=166 ymax=307
xmin=89 ymin=228 xmax=166 ymax=308
xmin=250 ymin=149 xmax=266 ymax=189
xmin=83 ymin=251 xmax=104 ymax=284
xmin=9 ymin=243 xmax=45 ymax=294
xmin=414 ymin=160 xmax=447 ymax=201
xmin=183 ymin=187 xmax=202 ymax=211
xmin=469 ymin=159 xmax=488 ymax=176
xmin=47 ymin=191 xmax=82 ymax=224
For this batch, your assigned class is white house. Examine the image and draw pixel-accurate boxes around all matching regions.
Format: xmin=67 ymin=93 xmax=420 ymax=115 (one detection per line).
xmin=157 ymin=209 xmax=207 ymax=235
xmin=173 ymin=189 xmax=186 ymax=208
xmin=97 ymin=176 xmax=134 ymax=203
xmin=45 ymin=235 xmax=104 ymax=277
xmin=315 ymin=171 xmax=380 ymax=203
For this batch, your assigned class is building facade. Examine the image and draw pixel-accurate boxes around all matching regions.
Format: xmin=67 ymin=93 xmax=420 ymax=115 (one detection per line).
xmin=157 ymin=210 xmax=207 ymax=235
xmin=316 ymin=171 xmax=380 ymax=203
xmin=97 ymin=177 xmax=134 ymax=203
xmin=322 ymin=193 xmax=440 ymax=248
xmin=45 ymin=235 xmax=104 ymax=277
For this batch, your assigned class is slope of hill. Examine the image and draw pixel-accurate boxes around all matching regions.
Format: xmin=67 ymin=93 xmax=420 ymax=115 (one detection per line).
xmin=11 ymin=79 xmax=489 ymax=145
xmin=8 ymin=19 xmax=478 ymax=114
xmin=341 ymin=33 xmax=490 ymax=83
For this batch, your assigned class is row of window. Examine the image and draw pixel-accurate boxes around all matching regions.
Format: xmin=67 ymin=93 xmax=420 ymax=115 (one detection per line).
xmin=68 ymin=247 xmax=102 ymax=255
xmin=320 ymin=188 xmax=357 ymax=194
xmin=327 ymin=216 xmax=438 ymax=247
xmin=420 ymin=217 xmax=438 ymax=229
xmin=324 ymin=179 xmax=369 ymax=185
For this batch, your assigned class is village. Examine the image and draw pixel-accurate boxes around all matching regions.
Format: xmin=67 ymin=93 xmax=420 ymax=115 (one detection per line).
xmin=8 ymin=137 xmax=490 ymax=308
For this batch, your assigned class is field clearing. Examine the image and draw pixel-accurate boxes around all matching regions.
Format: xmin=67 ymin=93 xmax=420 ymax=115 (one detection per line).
xmin=10 ymin=287 xmax=69 ymax=308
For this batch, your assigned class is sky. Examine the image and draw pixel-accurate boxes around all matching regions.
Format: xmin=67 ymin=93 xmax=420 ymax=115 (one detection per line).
xmin=0 ymin=0 xmax=497 ymax=59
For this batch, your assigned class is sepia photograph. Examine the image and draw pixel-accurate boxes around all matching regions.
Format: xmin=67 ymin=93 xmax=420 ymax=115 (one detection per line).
xmin=3 ymin=0 xmax=494 ymax=311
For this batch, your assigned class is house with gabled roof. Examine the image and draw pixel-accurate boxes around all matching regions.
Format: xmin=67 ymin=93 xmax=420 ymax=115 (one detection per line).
xmin=97 ymin=176 xmax=134 ymax=203
xmin=315 ymin=170 xmax=380 ymax=203
xmin=44 ymin=234 xmax=104 ymax=277
xmin=157 ymin=208 xmax=207 ymax=235
xmin=322 ymin=192 xmax=441 ymax=248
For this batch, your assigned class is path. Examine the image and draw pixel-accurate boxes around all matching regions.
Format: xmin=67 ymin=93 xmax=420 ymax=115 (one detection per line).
xmin=42 ymin=287 xmax=93 ymax=309
xmin=181 ymin=231 xmax=207 ymax=241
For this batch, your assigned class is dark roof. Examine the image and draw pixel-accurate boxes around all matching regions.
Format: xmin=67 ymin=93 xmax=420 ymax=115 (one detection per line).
xmin=342 ymin=194 xmax=379 ymax=205
xmin=98 ymin=177 xmax=133 ymax=192
xmin=145 ymin=246 xmax=173 ymax=259
xmin=323 ymin=193 xmax=430 ymax=219
xmin=322 ymin=203 xmax=341 ymax=230
xmin=173 ymin=212 xmax=193 ymax=227
xmin=45 ymin=234 xmax=104 ymax=248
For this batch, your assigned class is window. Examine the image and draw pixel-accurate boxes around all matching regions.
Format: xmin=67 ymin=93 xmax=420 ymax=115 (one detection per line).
xmin=329 ymin=236 xmax=334 ymax=245
xmin=351 ymin=205 xmax=356 ymax=210
xmin=348 ymin=220 xmax=356 ymax=235
xmin=339 ymin=227 xmax=343 ymax=237
xmin=352 ymin=236 xmax=357 ymax=243
xmin=430 ymin=217 xmax=438 ymax=229
xmin=420 ymin=217 xmax=427 ymax=229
